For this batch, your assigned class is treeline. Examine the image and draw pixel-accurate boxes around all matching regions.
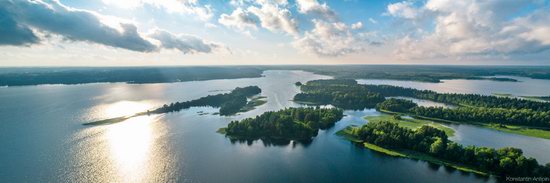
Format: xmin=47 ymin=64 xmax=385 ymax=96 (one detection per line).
xmin=152 ymin=86 xmax=261 ymax=116
xmin=411 ymin=106 xmax=550 ymax=128
xmin=294 ymin=79 xmax=385 ymax=109
xmin=364 ymin=84 xmax=550 ymax=112
xmin=348 ymin=121 xmax=550 ymax=177
xmin=377 ymin=98 xmax=550 ymax=128
xmin=0 ymin=67 xmax=263 ymax=86
xmin=223 ymin=107 xmax=344 ymax=141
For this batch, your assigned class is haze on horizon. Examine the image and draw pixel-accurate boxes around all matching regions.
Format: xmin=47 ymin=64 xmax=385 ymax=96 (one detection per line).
xmin=0 ymin=0 xmax=549 ymax=66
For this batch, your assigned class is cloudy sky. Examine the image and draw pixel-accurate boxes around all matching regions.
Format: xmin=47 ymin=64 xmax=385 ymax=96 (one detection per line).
xmin=0 ymin=0 xmax=549 ymax=66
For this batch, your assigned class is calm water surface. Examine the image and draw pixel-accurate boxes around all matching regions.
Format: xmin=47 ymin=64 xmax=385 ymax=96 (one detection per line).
xmin=358 ymin=76 xmax=550 ymax=96
xmin=2 ymin=70 xmax=547 ymax=182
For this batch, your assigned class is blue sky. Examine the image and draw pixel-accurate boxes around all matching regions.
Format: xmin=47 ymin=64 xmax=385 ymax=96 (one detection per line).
xmin=0 ymin=0 xmax=549 ymax=66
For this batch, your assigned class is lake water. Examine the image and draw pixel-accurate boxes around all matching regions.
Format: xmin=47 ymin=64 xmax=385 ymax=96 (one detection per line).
xmin=358 ymin=76 xmax=550 ymax=96
xmin=1 ymin=70 xmax=548 ymax=182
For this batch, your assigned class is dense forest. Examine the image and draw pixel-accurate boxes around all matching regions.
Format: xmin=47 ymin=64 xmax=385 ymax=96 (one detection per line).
xmin=222 ymin=107 xmax=343 ymax=142
xmin=0 ymin=67 xmax=263 ymax=86
xmin=296 ymin=79 xmax=550 ymax=128
xmin=347 ymin=121 xmax=550 ymax=177
xmin=364 ymin=84 xmax=550 ymax=112
xmin=294 ymin=79 xmax=385 ymax=109
xmin=376 ymin=97 xmax=550 ymax=128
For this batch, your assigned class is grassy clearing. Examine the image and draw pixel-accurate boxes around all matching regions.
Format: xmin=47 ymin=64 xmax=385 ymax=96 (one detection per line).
xmin=240 ymin=96 xmax=267 ymax=112
xmin=486 ymin=124 xmax=550 ymax=139
xmin=380 ymin=109 xmax=550 ymax=139
xmin=337 ymin=129 xmax=487 ymax=176
xmin=365 ymin=115 xmax=455 ymax=137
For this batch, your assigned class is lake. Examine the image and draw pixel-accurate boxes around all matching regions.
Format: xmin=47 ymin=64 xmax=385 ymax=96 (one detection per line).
xmin=358 ymin=76 xmax=550 ymax=96
xmin=1 ymin=70 xmax=549 ymax=182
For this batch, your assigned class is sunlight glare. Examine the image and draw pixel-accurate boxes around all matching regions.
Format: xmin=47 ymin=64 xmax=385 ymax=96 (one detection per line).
xmin=106 ymin=115 xmax=155 ymax=182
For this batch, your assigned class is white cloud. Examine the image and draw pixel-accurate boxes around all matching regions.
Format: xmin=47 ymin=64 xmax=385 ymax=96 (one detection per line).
xmin=248 ymin=1 xmax=299 ymax=36
xmin=387 ymin=1 xmax=419 ymax=19
xmin=0 ymin=0 xmax=221 ymax=54
xmin=351 ymin=22 xmax=363 ymax=30
xmin=218 ymin=8 xmax=258 ymax=31
xmin=295 ymin=0 xmax=336 ymax=19
xmin=390 ymin=0 xmax=550 ymax=60
xmin=292 ymin=20 xmax=366 ymax=57
xmin=102 ymin=0 xmax=213 ymax=21
xmin=149 ymin=29 xmax=222 ymax=54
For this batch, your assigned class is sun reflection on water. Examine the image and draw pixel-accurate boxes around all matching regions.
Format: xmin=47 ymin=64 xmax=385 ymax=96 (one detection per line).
xmin=106 ymin=115 xmax=154 ymax=182
xmin=104 ymin=101 xmax=153 ymax=117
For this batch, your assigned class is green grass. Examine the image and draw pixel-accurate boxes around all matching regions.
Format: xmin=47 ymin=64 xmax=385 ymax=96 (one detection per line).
xmin=493 ymin=93 xmax=513 ymax=97
xmin=365 ymin=115 xmax=455 ymax=137
xmin=336 ymin=128 xmax=487 ymax=176
xmin=239 ymin=96 xmax=267 ymax=112
xmin=486 ymin=124 xmax=550 ymax=139
xmin=380 ymin=109 xmax=550 ymax=139
xmin=520 ymin=96 xmax=550 ymax=102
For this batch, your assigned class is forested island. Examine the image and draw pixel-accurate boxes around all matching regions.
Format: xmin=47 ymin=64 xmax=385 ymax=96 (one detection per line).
xmin=85 ymin=86 xmax=264 ymax=125
xmin=338 ymin=121 xmax=550 ymax=177
xmin=294 ymin=79 xmax=550 ymax=138
xmin=219 ymin=107 xmax=343 ymax=143
xmin=294 ymin=79 xmax=385 ymax=109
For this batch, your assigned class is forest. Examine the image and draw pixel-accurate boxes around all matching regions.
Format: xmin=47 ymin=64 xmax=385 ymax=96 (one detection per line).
xmin=151 ymin=86 xmax=262 ymax=116
xmin=221 ymin=107 xmax=343 ymax=142
xmin=376 ymin=97 xmax=550 ymax=128
xmin=0 ymin=67 xmax=263 ymax=86
xmin=293 ymin=79 xmax=385 ymax=109
xmin=296 ymin=79 xmax=550 ymax=128
xmin=346 ymin=121 xmax=550 ymax=177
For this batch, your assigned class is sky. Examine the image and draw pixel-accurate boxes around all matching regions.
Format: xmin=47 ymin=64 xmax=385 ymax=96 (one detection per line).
xmin=0 ymin=0 xmax=549 ymax=66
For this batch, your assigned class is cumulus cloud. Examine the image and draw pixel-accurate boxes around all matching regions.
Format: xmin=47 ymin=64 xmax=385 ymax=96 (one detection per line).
xmin=149 ymin=29 xmax=221 ymax=54
xmin=0 ymin=0 xmax=220 ymax=54
xmin=387 ymin=1 xmax=419 ymax=19
xmin=0 ymin=6 xmax=39 ymax=46
xmin=351 ymin=22 xmax=363 ymax=30
xmin=248 ymin=1 xmax=299 ymax=36
xmin=293 ymin=20 xmax=370 ymax=57
xmin=389 ymin=0 xmax=550 ymax=59
xmin=102 ymin=0 xmax=213 ymax=21
xmin=218 ymin=8 xmax=258 ymax=31
xmin=295 ymin=0 xmax=336 ymax=20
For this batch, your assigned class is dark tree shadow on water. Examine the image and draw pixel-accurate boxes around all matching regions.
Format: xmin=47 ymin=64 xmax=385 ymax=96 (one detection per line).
xmin=228 ymin=137 xmax=313 ymax=148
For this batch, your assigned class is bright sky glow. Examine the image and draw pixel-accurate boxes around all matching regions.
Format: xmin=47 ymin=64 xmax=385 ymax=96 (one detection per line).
xmin=0 ymin=0 xmax=549 ymax=66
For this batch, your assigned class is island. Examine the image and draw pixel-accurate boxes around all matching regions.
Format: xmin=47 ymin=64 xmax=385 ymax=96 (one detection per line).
xmin=84 ymin=86 xmax=265 ymax=125
xmin=483 ymin=77 xmax=518 ymax=82
xmin=293 ymin=79 xmax=550 ymax=139
xmin=219 ymin=107 xmax=343 ymax=143
xmin=293 ymin=79 xmax=385 ymax=109
xmin=338 ymin=121 xmax=550 ymax=177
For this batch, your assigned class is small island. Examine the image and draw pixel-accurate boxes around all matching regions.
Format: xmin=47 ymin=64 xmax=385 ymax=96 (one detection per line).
xmin=85 ymin=86 xmax=265 ymax=125
xmin=219 ymin=107 xmax=343 ymax=143
xmin=338 ymin=121 xmax=550 ymax=177
xmin=484 ymin=77 xmax=519 ymax=82
xmin=293 ymin=79 xmax=385 ymax=109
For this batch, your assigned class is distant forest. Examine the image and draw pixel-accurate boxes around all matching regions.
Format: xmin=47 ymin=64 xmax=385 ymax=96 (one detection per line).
xmin=2 ymin=65 xmax=550 ymax=86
